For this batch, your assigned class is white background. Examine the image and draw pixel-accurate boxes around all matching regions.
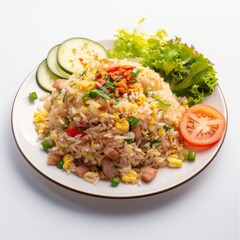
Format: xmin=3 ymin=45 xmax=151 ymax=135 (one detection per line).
xmin=1 ymin=0 xmax=239 ymax=239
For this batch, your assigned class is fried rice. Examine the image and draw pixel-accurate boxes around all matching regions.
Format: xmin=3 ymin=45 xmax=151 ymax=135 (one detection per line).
xmin=34 ymin=58 xmax=188 ymax=185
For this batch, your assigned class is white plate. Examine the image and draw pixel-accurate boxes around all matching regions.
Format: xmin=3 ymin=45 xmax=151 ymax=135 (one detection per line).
xmin=11 ymin=40 xmax=228 ymax=199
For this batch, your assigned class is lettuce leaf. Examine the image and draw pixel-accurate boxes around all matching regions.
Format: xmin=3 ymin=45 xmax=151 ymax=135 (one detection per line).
xmin=108 ymin=28 xmax=218 ymax=105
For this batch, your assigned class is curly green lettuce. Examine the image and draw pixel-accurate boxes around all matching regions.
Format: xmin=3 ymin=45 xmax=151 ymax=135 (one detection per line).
xmin=108 ymin=28 xmax=218 ymax=105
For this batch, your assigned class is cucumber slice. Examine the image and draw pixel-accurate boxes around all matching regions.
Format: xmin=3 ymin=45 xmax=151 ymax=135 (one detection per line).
xmin=47 ymin=45 xmax=70 ymax=79
xmin=36 ymin=59 xmax=58 ymax=92
xmin=57 ymin=37 xmax=108 ymax=74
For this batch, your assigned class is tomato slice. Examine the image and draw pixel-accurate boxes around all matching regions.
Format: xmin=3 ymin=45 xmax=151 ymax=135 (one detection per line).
xmin=179 ymin=104 xmax=226 ymax=147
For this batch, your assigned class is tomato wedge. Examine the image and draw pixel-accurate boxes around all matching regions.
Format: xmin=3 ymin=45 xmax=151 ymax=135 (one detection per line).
xmin=179 ymin=104 xmax=226 ymax=147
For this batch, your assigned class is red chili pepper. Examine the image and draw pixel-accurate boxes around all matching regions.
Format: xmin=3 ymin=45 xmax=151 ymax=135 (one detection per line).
xmin=106 ymin=66 xmax=134 ymax=73
xmin=64 ymin=129 xmax=87 ymax=137
xmin=106 ymin=66 xmax=121 ymax=73
xmin=123 ymin=66 xmax=134 ymax=71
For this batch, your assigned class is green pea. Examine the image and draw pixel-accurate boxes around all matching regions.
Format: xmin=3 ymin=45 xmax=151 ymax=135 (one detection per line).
xmin=89 ymin=89 xmax=99 ymax=98
xmin=163 ymin=124 xmax=170 ymax=131
xmin=111 ymin=178 xmax=120 ymax=187
xmin=57 ymin=160 xmax=64 ymax=169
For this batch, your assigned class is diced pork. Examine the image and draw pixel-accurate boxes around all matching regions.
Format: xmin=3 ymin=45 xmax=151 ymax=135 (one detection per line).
xmin=52 ymin=79 xmax=66 ymax=90
xmin=104 ymin=147 xmax=120 ymax=161
xmin=131 ymin=125 xmax=142 ymax=141
xmin=47 ymin=152 xmax=61 ymax=165
xmin=75 ymin=165 xmax=89 ymax=178
xmin=141 ymin=166 xmax=158 ymax=183
xmin=102 ymin=158 xmax=117 ymax=179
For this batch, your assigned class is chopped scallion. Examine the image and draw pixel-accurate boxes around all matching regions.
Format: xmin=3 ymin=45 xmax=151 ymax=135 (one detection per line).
xmin=130 ymin=67 xmax=140 ymax=77
xmin=150 ymin=140 xmax=161 ymax=147
xmin=89 ymin=89 xmax=99 ymax=98
xmin=154 ymin=98 xmax=171 ymax=109
xmin=111 ymin=97 xmax=119 ymax=105
xmin=115 ymin=76 xmax=122 ymax=82
xmin=125 ymin=139 xmax=133 ymax=144
xmin=98 ymin=91 xmax=110 ymax=99
xmin=29 ymin=91 xmax=38 ymax=102
xmin=128 ymin=116 xmax=140 ymax=126
xmin=187 ymin=151 xmax=196 ymax=161
xmin=82 ymin=93 xmax=89 ymax=99
xmin=60 ymin=124 xmax=68 ymax=130
xmin=40 ymin=140 xmax=51 ymax=151
xmin=81 ymin=70 xmax=87 ymax=76
xmin=143 ymin=88 xmax=151 ymax=96
xmin=63 ymin=90 xmax=68 ymax=102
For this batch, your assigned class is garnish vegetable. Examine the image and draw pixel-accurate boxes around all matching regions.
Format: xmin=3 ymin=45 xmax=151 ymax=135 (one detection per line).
xmin=179 ymin=104 xmax=226 ymax=147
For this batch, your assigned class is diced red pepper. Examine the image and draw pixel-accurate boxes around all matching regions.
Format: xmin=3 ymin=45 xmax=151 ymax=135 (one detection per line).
xmin=64 ymin=129 xmax=87 ymax=137
xmin=79 ymin=120 xmax=84 ymax=125
xmin=106 ymin=66 xmax=121 ymax=73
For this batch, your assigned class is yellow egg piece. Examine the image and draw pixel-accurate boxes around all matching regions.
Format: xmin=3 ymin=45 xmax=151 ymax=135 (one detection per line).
xmin=115 ymin=118 xmax=129 ymax=132
xmin=121 ymin=170 xmax=138 ymax=184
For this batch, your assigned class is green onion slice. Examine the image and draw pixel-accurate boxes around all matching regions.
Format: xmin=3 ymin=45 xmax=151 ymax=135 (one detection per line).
xmin=128 ymin=116 xmax=140 ymax=126
xmin=154 ymin=98 xmax=171 ymax=109
xmin=29 ymin=92 xmax=38 ymax=102
xmin=187 ymin=151 xmax=196 ymax=161
xmin=150 ymin=140 xmax=161 ymax=147
xmin=125 ymin=139 xmax=133 ymax=144
xmin=41 ymin=140 xmax=51 ymax=151
xmin=130 ymin=68 xmax=140 ymax=77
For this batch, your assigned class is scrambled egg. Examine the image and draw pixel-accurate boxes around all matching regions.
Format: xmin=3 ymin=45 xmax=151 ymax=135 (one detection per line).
xmin=167 ymin=155 xmax=183 ymax=168
xmin=121 ymin=170 xmax=138 ymax=184
xmin=115 ymin=117 xmax=129 ymax=132
xmin=83 ymin=171 xmax=99 ymax=184
xmin=115 ymin=103 xmax=139 ymax=114
xmin=113 ymin=113 xmax=120 ymax=121
xmin=33 ymin=110 xmax=48 ymax=123
xmin=76 ymin=80 xmax=95 ymax=91
xmin=149 ymin=103 xmax=156 ymax=125
xmin=174 ymin=118 xmax=180 ymax=127
xmin=50 ymin=132 xmax=58 ymax=141
xmin=36 ymin=123 xmax=46 ymax=134
xmin=158 ymin=128 xmax=165 ymax=137
xmin=62 ymin=154 xmax=74 ymax=170
xmin=99 ymin=112 xmax=107 ymax=117
xmin=80 ymin=106 xmax=88 ymax=115
xmin=34 ymin=110 xmax=48 ymax=134
xmin=137 ymin=93 xmax=146 ymax=106
xmin=91 ymin=140 xmax=96 ymax=150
